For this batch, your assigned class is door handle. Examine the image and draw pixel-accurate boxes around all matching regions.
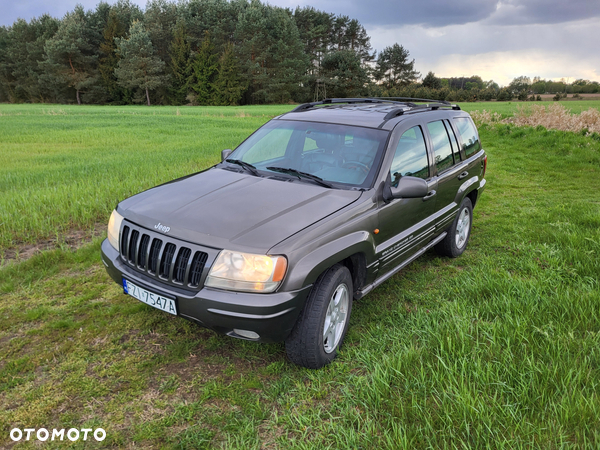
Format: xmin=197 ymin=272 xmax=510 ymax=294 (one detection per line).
xmin=458 ymin=171 xmax=469 ymax=180
xmin=422 ymin=190 xmax=436 ymax=201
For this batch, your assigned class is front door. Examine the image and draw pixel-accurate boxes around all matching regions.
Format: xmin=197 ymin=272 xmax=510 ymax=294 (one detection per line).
xmin=376 ymin=125 xmax=438 ymax=274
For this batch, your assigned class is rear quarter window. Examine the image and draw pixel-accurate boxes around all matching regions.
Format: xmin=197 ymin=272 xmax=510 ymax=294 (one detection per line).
xmin=454 ymin=117 xmax=481 ymax=157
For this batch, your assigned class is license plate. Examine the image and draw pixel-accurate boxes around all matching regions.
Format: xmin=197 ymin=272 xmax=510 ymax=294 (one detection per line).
xmin=123 ymin=279 xmax=177 ymax=316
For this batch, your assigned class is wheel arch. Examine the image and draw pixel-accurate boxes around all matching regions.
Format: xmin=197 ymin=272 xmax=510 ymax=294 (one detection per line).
xmin=466 ymin=188 xmax=478 ymax=209
xmin=281 ymin=231 xmax=374 ymax=295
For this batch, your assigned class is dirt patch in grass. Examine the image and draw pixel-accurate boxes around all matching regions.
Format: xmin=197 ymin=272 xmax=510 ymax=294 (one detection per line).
xmin=0 ymin=223 xmax=106 ymax=267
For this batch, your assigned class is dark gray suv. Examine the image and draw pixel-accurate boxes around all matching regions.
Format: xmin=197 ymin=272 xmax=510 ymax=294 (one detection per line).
xmin=101 ymin=98 xmax=487 ymax=368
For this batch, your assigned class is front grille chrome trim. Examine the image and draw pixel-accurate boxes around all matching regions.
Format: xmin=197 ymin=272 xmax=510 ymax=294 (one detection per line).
xmin=119 ymin=220 xmax=213 ymax=291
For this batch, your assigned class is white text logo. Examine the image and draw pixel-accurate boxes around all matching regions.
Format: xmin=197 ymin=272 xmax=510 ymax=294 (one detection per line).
xmin=10 ymin=428 xmax=106 ymax=442
xmin=154 ymin=223 xmax=171 ymax=233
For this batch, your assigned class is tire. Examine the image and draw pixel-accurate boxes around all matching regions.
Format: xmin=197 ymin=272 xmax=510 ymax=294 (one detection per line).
xmin=285 ymin=264 xmax=353 ymax=369
xmin=435 ymin=197 xmax=473 ymax=258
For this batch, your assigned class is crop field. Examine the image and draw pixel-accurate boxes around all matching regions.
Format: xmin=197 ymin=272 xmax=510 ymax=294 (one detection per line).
xmin=1 ymin=102 xmax=600 ymax=448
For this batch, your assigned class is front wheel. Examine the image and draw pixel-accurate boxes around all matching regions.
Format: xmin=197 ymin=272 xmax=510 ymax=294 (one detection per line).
xmin=285 ymin=264 xmax=353 ymax=369
xmin=435 ymin=197 xmax=473 ymax=258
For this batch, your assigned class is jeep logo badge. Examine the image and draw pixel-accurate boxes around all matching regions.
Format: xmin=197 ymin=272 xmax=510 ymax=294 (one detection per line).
xmin=154 ymin=223 xmax=170 ymax=233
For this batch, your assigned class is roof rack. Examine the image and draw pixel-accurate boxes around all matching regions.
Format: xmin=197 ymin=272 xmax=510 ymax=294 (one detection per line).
xmin=376 ymin=96 xmax=452 ymax=106
xmin=290 ymin=98 xmax=405 ymax=113
xmin=290 ymin=97 xmax=460 ymax=116
xmin=375 ymin=97 xmax=461 ymax=121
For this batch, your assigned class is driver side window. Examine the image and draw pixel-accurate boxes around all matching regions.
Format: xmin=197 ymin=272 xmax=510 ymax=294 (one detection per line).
xmin=390 ymin=126 xmax=429 ymax=187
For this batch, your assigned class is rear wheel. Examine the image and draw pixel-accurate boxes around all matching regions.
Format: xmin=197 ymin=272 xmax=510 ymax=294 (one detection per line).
xmin=285 ymin=264 xmax=353 ymax=369
xmin=435 ymin=197 xmax=473 ymax=258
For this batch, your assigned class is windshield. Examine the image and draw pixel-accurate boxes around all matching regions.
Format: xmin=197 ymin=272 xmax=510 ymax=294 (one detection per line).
xmin=227 ymin=120 xmax=389 ymax=189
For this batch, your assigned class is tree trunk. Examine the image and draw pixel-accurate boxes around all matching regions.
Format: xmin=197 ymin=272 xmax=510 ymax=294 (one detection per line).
xmin=76 ymin=89 xmax=81 ymax=105
xmin=146 ymin=87 xmax=151 ymax=106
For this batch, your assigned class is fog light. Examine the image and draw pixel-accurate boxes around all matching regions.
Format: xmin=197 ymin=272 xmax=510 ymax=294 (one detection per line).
xmin=233 ymin=329 xmax=260 ymax=340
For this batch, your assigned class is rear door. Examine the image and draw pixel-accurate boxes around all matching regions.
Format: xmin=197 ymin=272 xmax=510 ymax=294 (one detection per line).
xmin=424 ymin=118 xmax=468 ymax=233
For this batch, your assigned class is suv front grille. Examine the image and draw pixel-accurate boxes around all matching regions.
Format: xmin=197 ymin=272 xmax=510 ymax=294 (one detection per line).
xmin=120 ymin=224 xmax=210 ymax=289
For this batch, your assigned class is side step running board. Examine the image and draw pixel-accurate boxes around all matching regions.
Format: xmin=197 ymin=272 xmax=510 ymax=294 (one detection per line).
xmin=355 ymin=231 xmax=447 ymax=299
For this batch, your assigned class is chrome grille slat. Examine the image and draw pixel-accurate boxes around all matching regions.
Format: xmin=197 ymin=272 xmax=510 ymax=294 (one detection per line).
xmin=173 ymin=247 xmax=192 ymax=283
xmin=189 ymin=252 xmax=208 ymax=287
xmin=149 ymin=239 xmax=163 ymax=274
xmin=121 ymin=226 xmax=130 ymax=257
xmin=119 ymin=222 xmax=210 ymax=290
xmin=128 ymin=230 xmax=139 ymax=263
xmin=160 ymin=243 xmax=177 ymax=279
xmin=138 ymin=234 xmax=150 ymax=268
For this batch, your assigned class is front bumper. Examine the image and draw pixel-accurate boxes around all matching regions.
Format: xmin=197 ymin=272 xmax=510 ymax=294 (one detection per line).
xmin=101 ymin=239 xmax=310 ymax=343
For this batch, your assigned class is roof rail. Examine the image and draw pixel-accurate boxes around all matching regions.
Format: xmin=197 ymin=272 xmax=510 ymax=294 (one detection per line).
xmin=376 ymin=96 xmax=453 ymax=106
xmin=290 ymin=97 xmax=461 ymax=114
xmin=382 ymin=103 xmax=461 ymax=121
xmin=290 ymin=97 xmax=405 ymax=113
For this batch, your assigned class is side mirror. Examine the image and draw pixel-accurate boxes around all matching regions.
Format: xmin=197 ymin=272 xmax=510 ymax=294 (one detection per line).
xmin=390 ymin=176 xmax=429 ymax=199
xmin=221 ymin=149 xmax=233 ymax=161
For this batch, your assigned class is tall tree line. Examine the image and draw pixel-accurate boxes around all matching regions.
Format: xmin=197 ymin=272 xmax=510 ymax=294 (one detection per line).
xmin=0 ymin=0 xmax=417 ymax=105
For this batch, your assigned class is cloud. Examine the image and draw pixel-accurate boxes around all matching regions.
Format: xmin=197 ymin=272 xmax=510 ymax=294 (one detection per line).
xmin=295 ymin=0 xmax=499 ymax=27
xmin=0 ymin=0 xmax=146 ymax=26
xmin=488 ymin=0 xmax=600 ymax=25
xmin=273 ymin=0 xmax=600 ymax=28
xmin=368 ymin=17 xmax=600 ymax=85
xmin=429 ymin=50 xmax=600 ymax=86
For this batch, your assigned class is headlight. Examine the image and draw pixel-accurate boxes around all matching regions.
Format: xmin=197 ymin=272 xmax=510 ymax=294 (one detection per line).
xmin=107 ymin=209 xmax=124 ymax=250
xmin=205 ymin=250 xmax=287 ymax=293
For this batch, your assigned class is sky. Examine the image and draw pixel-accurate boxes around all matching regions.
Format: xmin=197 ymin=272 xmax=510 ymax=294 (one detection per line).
xmin=2 ymin=0 xmax=599 ymax=86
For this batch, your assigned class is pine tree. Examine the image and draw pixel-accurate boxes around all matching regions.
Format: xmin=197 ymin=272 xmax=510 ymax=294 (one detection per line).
xmin=115 ymin=21 xmax=168 ymax=106
xmin=168 ymin=20 xmax=191 ymax=105
xmin=99 ymin=9 xmax=127 ymax=101
xmin=422 ymin=71 xmax=442 ymax=90
xmin=188 ymin=31 xmax=218 ymax=105
xmin=321 ymin=49 xmax=368 ymax=98
xmin=43 ymin=8 xmax=98 ymax=105
xmin=294 ymin=7 xmax=334 ymax=76
xmin=1 ymin=16 xmax=60 ymax=103
xmin=375 ymin=44 xmax=419 ymax=88
xmin=235 ymin=1 xmax=308 ymax=103
xmin=212 ymin=43 xmax=245 ymax=105
xmin=344 ymin=19 xmax=375 ymax=65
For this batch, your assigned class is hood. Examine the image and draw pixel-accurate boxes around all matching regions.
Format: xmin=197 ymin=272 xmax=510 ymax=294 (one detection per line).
xmin=118 ymin=167 xmax=362 ymax=253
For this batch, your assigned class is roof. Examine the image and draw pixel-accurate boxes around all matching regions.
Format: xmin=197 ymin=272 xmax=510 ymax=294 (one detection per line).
xmin=277 ymin=98 xmax=462 ymax=131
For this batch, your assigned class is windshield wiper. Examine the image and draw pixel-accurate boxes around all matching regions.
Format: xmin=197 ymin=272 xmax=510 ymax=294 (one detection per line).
xmin=266 ymin=166 xmax=334 ymax=188
xmin=225 ymin=159 xmax=260 ymax=176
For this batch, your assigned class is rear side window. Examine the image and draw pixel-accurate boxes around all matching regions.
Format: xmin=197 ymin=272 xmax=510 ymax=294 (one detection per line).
xmin=427 ymin=120 xmax=454 ymax=173
xmin=454 ymin=117 xmax=481 ymax=157
xmin=390 ymin=126 xmax=429 ymax=186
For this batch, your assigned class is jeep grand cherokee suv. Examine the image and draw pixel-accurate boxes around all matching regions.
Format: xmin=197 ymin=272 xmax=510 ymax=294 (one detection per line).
xmin=101 ymin=98 xmax=487 ymax=369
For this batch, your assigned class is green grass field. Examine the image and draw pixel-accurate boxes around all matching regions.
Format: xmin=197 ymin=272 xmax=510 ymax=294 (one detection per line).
xmin=1 ymin=102 xmax=600 ymax=448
